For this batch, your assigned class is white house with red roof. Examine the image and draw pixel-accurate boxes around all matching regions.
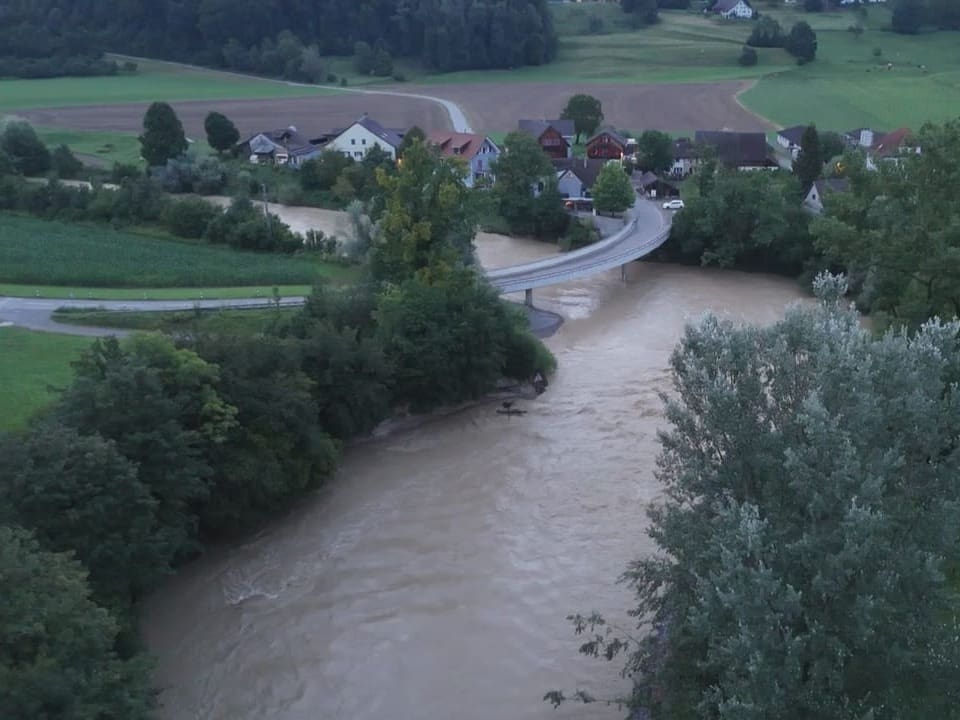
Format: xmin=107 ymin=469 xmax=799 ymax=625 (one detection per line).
xmin=427 ymin=131 xmax=500 ymax=188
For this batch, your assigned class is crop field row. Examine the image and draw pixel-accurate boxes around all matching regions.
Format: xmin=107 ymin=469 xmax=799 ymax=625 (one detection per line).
xmin=0 ymin=214 xmax=353 ymax=289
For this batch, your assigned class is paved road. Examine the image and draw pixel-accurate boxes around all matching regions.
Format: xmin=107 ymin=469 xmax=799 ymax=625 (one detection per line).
xmin=0 ymin=200 xmax=670 ymax=337
xmin=487 ymin=199 xmax=671 ymax=295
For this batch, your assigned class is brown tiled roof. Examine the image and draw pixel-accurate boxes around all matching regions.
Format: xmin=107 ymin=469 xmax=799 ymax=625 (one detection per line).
xmin=586 ymin=127 xmax=628 ymax=147
xmin=427 ymin=131 xmax=495 ymax=161
xmin=871 ymin=127 xmax=914 ymax=158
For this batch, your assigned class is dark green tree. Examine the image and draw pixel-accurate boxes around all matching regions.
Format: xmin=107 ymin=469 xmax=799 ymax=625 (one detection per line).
xmin=747 ymin=16 xmax=785 ymax=48
xmin=738 ymin=45 xmax=758 ymax=67
xmin=560 ymin=94 xmax=604 ymax=143
xmin=139 ymin=101 xmax=188 ymax=167
xmin=491 ymin=131 xmax=556 ymax=236
xmin=785 ymin=21 xmax=818 ymax=62
xmin=793 ymin=123 xmax=823 ymax=189
xmin=892 ymin=0 xmax=924 ymax=33
xmin=0 ymin=425 xmax=167 ymax=605
xmin=0 ymin=526 xmax=155 ymax=719
xmin=635 ymin=130 xmax=674 ymax=174
xmin=591 ymin=162 xmax=636 ymax=214
xmin=50 ymin=144 xmax=83 ymax=178
xmin=57 ymin=334 xmax=238 ymax=562
xmin=204 ymin=111 xmax=240 ymax=153
xmin=1 ymin=120 xmax=51 ymax=175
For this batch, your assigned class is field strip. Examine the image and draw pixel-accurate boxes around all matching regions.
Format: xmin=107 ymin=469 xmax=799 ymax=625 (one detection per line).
xmin=110 ymin=55 xmax=473 ymax=132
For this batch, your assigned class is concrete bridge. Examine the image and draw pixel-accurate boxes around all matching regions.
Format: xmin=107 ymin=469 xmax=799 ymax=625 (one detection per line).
xmin=486 ymin=199 xmax=671 ymax=305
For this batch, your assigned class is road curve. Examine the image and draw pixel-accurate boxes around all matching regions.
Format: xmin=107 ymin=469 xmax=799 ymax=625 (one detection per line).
xmin=487 ymin=199 xmax=670 ymax=294
xmin=0 ymin=200 xmax=671 ymax=336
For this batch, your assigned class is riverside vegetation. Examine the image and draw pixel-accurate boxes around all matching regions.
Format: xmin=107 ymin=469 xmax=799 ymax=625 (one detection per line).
xmin=0 ymin=140 xmax=556 ymax=718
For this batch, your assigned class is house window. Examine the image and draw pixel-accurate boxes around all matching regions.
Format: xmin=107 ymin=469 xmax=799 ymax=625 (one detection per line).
xmin=351 ymin=139 xmax=356 ymax=145
xmin=354 ymin=151 xmax=362 ymax=158
xmin=362 ymin=139 xmax=367 ymax=145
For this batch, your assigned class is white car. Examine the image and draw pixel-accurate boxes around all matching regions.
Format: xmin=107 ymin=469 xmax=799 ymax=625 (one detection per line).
xmin=662 ymin=199 xmax=685 ymax=210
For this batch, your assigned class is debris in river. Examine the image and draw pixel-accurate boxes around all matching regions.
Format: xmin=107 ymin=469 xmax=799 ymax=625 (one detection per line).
xmin=496 ymin=400 xmax=527 ymax=418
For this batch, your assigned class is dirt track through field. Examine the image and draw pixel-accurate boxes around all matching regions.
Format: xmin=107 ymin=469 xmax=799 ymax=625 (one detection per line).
xmin=20 ymin=81 xmax=771 ymax=139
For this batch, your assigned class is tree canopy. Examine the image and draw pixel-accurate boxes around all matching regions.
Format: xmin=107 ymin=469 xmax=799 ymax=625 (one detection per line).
xmin=591 ymin=162 xmax=636 ymax=214
xmin=549 ymin=275 xmax=960 ymax=717
xmin=0 ymin=0 xmax=557 ymax=78
xmin=491 ymin=131 xmax=569 ymax=238
xmin=635 ymin=130 xmax=673 ymax=175
xmin=793 ymin=124 xmax=823 ymax=189
xmin=560 ymin=94 xmax=604 ymax=143
xmin=204 ymin=111 xmax=240 ymax=153
xmin=139 ymin=102 xmax=188 ymax=167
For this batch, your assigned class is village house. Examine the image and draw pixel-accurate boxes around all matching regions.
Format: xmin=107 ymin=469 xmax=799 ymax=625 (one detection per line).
xmin=695 ymin=130 xmax=779 ymax=171
xmin=670 ymin=137 xmax=700 ymax=178
xmin=803 ymin=178 xmax=850 ymax=215
xmin=845 ymin=127 xmax=883 ymax=149
xmin=776 ymin=125 xmax=808 ymax=160
xmin=553 ymin=157 xmax=607 ymax=199
xmin=518 ymin=119 xmax=575 ymax=160
xmin=866 ymin=127 xmax=919 ymax=169
xmin=634 ymin=171 xmax=681 ymax=200
xmin=326 ymin=114 xmax=406 ymax=161
xmin=427 ymin=131 xmax=500 ymax=188
xmin=586 ymin=128 xmax=628 ymax=160
xmin=709 ymin=0 xmax=754 ymax=19
xmin=239 ymin=126 xmax=323 ymax=168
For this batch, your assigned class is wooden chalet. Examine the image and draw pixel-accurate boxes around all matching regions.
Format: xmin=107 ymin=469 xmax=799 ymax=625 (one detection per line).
xmin=586 ymin=128 xmax=628 ymax=160
xmin=518 ymin=119 xmax=575 ymax=160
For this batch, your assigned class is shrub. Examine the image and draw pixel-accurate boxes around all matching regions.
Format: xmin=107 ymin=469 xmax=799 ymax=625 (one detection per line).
xmin=393 ymin=72 xmax=406 ymax=82
xmin=277 ymin=182 xmax=304 ymax=206
xmin=340 ymin=77 xmax=348 ymax=87
xmin=161 ymin=196 xmax=219 ymax=238
xmin=51 ymin=145 xmax=84 ymax=179
xmin=738 ymin=46 xmax=759 ymax=67
xmin=873 ymin=46 xmax=883 ymax=57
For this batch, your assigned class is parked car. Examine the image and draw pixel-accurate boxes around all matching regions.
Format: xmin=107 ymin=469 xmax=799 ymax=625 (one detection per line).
xmin=662 ymin=199 xmax=685 ymax=210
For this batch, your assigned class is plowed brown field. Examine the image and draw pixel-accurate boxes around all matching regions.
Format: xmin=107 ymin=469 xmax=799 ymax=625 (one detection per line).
xmin=19 ymin=81 xmax=769 ymax=139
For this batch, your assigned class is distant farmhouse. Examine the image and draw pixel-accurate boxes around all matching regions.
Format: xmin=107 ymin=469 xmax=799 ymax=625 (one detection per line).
xmin=670 ymin=137 xmax=700 ymax=178
xmin=695 ymin=130 xmax=779 ymax=171
xmin=776 ymin=125 xmax=808 ymax=160
xmin=240 ymin=126 xmax=323 ymax=168
xmin=518 ymin=119 xmax=576 ymax=160
xmin=553 ymin=158 xmax=608 ymax=199
xmin=804 ymin=178 xmax=850 ymax=215
xmin=709 ymin=0 xmax=754 ymax=19
xmin=326 ymin=114 xmax=406 ymax=161
xmin=428 ymin=131 xmax=500 ymax=188
xmin=586 ymin=128 xmax=635 ymax=160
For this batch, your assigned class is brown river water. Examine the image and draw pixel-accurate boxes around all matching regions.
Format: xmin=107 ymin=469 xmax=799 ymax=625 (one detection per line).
xmin=141 ymin=225 xmax=806 ymax=720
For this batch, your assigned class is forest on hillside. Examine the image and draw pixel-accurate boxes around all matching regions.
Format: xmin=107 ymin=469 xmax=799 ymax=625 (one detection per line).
xmin=0 ymin=0 xmax=557 ymax=78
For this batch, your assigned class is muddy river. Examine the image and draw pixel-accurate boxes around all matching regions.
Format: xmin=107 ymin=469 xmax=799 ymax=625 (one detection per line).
xmin=141 ymin=226 xmax=806 ymax=720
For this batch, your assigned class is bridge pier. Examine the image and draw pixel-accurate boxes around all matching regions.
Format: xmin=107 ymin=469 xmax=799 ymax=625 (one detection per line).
xmin=524 ymin=288 xmax=533 ymax=307
xmin=621 ymin=264 xmax=627 ymax=282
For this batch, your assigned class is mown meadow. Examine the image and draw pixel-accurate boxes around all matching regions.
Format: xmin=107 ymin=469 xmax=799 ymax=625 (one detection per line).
xmin=0 ymin=214 xmax=355 ymax=289
xmin=0 ymin=327 xmax=91 ymax=431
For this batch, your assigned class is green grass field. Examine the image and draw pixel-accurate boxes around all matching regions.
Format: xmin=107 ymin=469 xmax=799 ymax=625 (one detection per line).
xmin=0 ymin=214 xmax=357 ymax=289
xmin=0 ymin=58 xmax=338 ymax=113
xmin=0 ymin=327 xmax=91 ymax=431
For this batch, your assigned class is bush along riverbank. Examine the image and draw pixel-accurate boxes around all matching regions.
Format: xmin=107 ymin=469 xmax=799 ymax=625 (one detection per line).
xmin=0 ymin=140 xmax=556 ymax=718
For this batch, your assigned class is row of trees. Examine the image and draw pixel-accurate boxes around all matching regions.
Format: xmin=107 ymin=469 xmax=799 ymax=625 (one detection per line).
xmin=892 ymin=0 xmax=960 ymax=33
xmin=0 ymin=140 xmax=555 ymax=717
xmin=0 ymin=0 xmax=558 ymax=78
xmin=748 ymin=16 xmax=819 ymax=63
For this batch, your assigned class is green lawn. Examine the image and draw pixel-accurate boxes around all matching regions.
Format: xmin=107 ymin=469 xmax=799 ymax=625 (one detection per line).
xmin=0 ymin=57 xmax=339 ymax=113
xmin=0 ymin=214 xmax=357 ymax=289
xmin=31 ymin=128 xmax=143 ymax=166
xmin=0 ymin=327 xmax=91 ymax=431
